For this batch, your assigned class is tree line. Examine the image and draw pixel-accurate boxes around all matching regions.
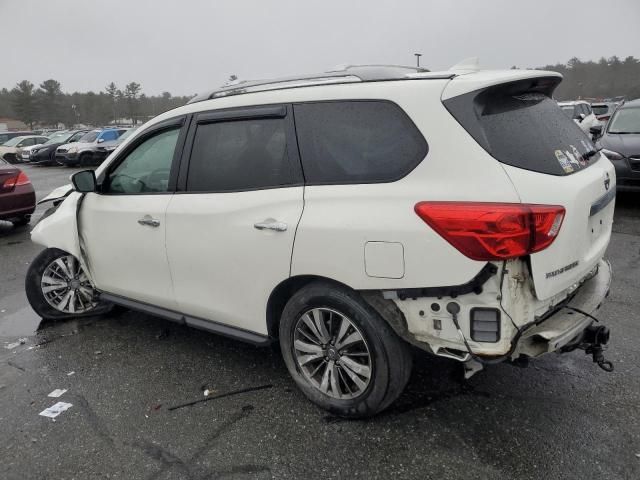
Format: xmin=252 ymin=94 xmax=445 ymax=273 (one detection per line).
xmin=2 ymin=56 xmax=639 ymax=129
xmin=0 ymin=80 xmax=192 ymax=129
xmin=531 ymin=55 xmax=640 ymax=101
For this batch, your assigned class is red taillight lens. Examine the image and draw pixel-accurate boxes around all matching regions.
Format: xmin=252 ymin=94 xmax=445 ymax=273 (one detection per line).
xmin=15 ymin=171 xmax=30 ymax=186
xmin=414 ymin=202 xmax=565 ymax=260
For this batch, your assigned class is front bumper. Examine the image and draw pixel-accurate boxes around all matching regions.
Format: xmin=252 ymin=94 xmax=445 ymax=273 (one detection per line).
xmin=513 ymin=259 xmax=612 ymax=358
xmin=612 ymin=158 xmax=640 ymax=192
xmin=56 ymin=152 xmax=79 ymax=165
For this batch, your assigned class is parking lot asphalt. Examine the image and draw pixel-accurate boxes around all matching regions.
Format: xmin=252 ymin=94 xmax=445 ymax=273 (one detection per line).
xmin=0 ymin=165 xmax=639 ymax=480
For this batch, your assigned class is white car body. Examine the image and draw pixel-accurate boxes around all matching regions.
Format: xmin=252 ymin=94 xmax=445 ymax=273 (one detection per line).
xmin=31 ymin=66 xmax=614 ymax=368
xmin=558 ymin=100 xmax=600 ymax=135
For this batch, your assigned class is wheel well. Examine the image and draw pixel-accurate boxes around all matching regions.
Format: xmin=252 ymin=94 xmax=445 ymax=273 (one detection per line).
xmin=265 ymin=275 xmax=354 ymax=338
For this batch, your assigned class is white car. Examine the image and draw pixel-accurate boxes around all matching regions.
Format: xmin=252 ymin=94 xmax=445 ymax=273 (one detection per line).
xmin=26 ymin=64 xmax=615 ymax=417
xmin=558 ymin=100 xmax=600 ymax=136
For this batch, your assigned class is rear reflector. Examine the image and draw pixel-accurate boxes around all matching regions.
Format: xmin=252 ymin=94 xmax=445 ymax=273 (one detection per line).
xmin=414 ymin=202 xmax=565 ymax=260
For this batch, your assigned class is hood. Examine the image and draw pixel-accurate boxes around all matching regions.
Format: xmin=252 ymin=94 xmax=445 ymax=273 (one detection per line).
xmin=22 ymin=144 xmax=42 ymax=153
xmin=598 ymin=133 xmax=640 ymax=157
xmin=0 ymin=146 xmax=17 ymax=154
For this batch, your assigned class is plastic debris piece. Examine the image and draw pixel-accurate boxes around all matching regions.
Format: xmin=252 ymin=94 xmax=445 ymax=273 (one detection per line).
xmin=5 ymin=342 xmax=20 ymax=350
xmin=48 ymin=389 xmax=67 ymax=398
xmin=67 ymin=371 xmax=75 ymax=376
xmin=18 ymin=338 xmax=27 ymax=345
xmin=39 ymin=402 xmax=73 ymax=418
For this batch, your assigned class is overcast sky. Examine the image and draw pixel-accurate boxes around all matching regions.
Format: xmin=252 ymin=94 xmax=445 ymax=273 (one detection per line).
xmin=1 ymin=0 xmax=638 ymax=96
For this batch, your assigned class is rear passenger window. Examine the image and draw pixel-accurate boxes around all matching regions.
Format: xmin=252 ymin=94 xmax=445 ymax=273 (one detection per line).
xmin=293 ymin=101 xmax=427 ymax=184
xmin=186 ymin=118 xmax=299 ymax=192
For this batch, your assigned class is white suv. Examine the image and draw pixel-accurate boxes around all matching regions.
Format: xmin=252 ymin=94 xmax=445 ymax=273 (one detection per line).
xmin=26 ymin=65 xmax=615 ymax=417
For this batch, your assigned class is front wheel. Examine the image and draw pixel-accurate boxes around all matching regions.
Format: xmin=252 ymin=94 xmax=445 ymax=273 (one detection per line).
xmin=279 ymin=281 xmax=412 ymax=418
xmin=25 ymin=248 xmax=111 ymax=320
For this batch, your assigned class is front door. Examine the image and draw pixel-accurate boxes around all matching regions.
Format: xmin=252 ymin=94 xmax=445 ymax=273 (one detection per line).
xmin=81 ymin=120 xmax=185 ymax=310
xmin=165 ymin=105 xmax=304 ymax=334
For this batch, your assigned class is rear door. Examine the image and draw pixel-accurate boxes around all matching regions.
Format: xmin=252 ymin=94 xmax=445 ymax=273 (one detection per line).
xmin=444 ymin=78 xmax=615 ymax=300
xmin=165 ymin=105 xmax=304 ymax=334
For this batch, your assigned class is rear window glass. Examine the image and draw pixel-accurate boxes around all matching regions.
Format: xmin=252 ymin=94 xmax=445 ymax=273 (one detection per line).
xmin=293 ymin=101 xmax=427 ymax=184
xmin=444 ymin=82 xmax=597 ymax=176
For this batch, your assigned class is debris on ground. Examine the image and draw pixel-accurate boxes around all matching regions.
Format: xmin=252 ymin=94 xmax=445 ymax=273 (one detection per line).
xmin=5 ymin=342 xmax=20 ymax=350
xmin=18 ymin=338 xmax=27 ymax=344
xmin=67 ymin=371 xmax=75 ymax=376
xmin=39 ymin=402 xmax=73 ymax=419
xmin=169 ymin=384 xmax=273 ymax=411
xmin=48 ymin=389 xmax=67 ymax=398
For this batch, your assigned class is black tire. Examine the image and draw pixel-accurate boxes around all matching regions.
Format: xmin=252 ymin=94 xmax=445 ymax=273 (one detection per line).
xmin=25 ymin=248 xmax=112 ymax=321
xmin=11 ymin=215 xmax=30 ymax=226
xmin=279 ymin=281 xmax=412 ymax=418
xmin=79 ymin=153 xmax=91 ymax=167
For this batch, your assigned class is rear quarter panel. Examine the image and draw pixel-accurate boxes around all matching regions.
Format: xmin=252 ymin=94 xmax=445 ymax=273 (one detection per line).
xmin=290 ymin=81 xmax=521 ymax=289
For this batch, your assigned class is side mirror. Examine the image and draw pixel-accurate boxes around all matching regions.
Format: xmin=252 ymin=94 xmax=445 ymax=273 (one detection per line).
xmin=589 ymin=125 xmax=603 ymax=137
xmin=97 ymin=138 xmax=105 ymax=143
xmin=71 ymin=170 xmax=97 ymax=193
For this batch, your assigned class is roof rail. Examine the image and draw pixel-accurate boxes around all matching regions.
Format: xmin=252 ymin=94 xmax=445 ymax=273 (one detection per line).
xmin=188 ymin=64 xmax=445 ymax=104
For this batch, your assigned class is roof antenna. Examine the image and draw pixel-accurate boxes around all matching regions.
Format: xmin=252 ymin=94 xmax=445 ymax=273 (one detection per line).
xmin=449 ymin=57 xmax=480 ymax=72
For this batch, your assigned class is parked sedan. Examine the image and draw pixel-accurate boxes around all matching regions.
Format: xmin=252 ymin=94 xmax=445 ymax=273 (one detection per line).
xmin=56 ymin=128 xmax=126 ymax=166
xmin=593 ymin=98 xmax=640 ymax=191
xmin=0 ymin=135 xmax=49 ymax=163
xmin=0 ymin=159 xmax=35 ymax=226
xmin=28 ymin=130 xmax=91 ymax=166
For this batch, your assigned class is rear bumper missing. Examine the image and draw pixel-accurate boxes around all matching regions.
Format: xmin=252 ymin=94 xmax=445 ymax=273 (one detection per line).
xmin=513 ymin=259 xmax=611 ymax=358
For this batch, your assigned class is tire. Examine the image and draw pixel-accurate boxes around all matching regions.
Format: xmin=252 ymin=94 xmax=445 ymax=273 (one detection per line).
xmin=11 ymin=215 xmax=30 ymax=226
xmin=279 ymin=281 xmax=412 ymax=418
xmin=25 ymin=248 xmax=112 ymax=321
xmin=79 ymin=153 xmax=91 ymax=167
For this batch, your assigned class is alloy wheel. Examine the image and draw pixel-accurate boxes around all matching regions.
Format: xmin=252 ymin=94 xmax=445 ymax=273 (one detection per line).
xmin=293 ymin=308 xmax=372 ymax=399
xmin=40 ymin=255 xmax=96 ymax=314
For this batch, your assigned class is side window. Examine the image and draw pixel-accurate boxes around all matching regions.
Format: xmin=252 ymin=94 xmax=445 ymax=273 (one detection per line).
xmin=293 ymin=101 xmax=428 ymax=184
xmin=584 ymin=104 xmax=592 ymax=115
xmin=105 ymin=128 xmax=180 ymax=194
xmin=101 ymin=131 xmax=117 ymax=142
xmin=186 ymin=117 xmax=299 ymax=192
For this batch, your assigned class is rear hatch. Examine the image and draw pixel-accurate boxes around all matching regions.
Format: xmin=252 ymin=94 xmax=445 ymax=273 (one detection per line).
xmin=444 ymin=76 xmax=615 ymax=300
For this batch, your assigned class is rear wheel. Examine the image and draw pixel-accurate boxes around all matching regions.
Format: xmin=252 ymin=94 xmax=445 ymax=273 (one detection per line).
xmin=279 ymin=281 xmax=412 ymax=418
xmin=25 ymin=248 xmax=111 ymax=320
xmin=79 ymin=153 xmax=92 ymax=167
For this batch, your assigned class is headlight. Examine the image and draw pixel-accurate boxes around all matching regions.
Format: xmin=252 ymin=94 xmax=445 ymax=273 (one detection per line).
xmin=601 ymin=148 xmax=624 ymax=160
xmin=31 ymin=148 xmax=39 ymax=155
xmin=68 ymin=146 xmax=78 ymax=153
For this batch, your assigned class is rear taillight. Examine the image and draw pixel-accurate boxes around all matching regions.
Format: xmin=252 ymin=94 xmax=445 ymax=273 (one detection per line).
xmin=1 ymin=171 xmax=30 ymax=193
xmin=15 ymin=171 xmax=30 ymax=186
xmin=414 ymin=202 xmax=565 ymax=261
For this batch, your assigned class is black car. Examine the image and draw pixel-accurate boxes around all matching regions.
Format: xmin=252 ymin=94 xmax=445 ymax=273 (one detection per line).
xmin=28 ymin=130 xmax=90 ymax=166
xmin=593 ymin=99 xmax=640 ymax=192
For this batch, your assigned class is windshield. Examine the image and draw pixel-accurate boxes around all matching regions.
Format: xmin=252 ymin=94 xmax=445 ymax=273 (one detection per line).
xmin=117 ymin=129 xmax=135 ymax=142
xmin=560 ymin=106 xmax=575 ymax=118
xmin=2 ymin=137 xmax=25 ymax=147
xmin=592 ymin=105 xmax=609 ymax=116
xmin=79 ymin=130 xmax=100 ymax=143
xmin=44 ymin=133 xmax=70 ymax=145
xmin=608 ymin=107 xmax=640 ymax=134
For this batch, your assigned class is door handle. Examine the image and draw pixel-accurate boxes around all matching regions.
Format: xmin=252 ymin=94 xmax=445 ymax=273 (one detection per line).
xmin=138 ymin=215 xmax=160 ymax=227
xmin=254 ymin=219 xmax=288 ymax=232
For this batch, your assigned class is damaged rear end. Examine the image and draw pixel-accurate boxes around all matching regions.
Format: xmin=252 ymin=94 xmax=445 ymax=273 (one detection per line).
xmin=381 ymin=71 xmax=615 ymax=374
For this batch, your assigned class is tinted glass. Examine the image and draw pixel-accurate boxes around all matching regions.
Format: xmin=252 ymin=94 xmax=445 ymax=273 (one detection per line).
xmin=293 ymin=101 xmax=427 ymax=184
xmin=100 ymin=130 xmax=118 ymax=141
xmin=105 ymin=128 xmax=179 ymax=193
xmin=445 ymin=87 xmax=596 ymax=176
xmin=3 ymin=137 xmax=24 ymax=147
xmin=187 ymin=118 xmax=298 ymax=192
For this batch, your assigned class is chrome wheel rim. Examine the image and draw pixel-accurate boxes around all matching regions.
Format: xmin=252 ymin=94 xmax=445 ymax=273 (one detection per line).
xmin=293 ymin=308 xmax=372 ymax=400
xmin=41 ymin=255 xmax=97 ymax=314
